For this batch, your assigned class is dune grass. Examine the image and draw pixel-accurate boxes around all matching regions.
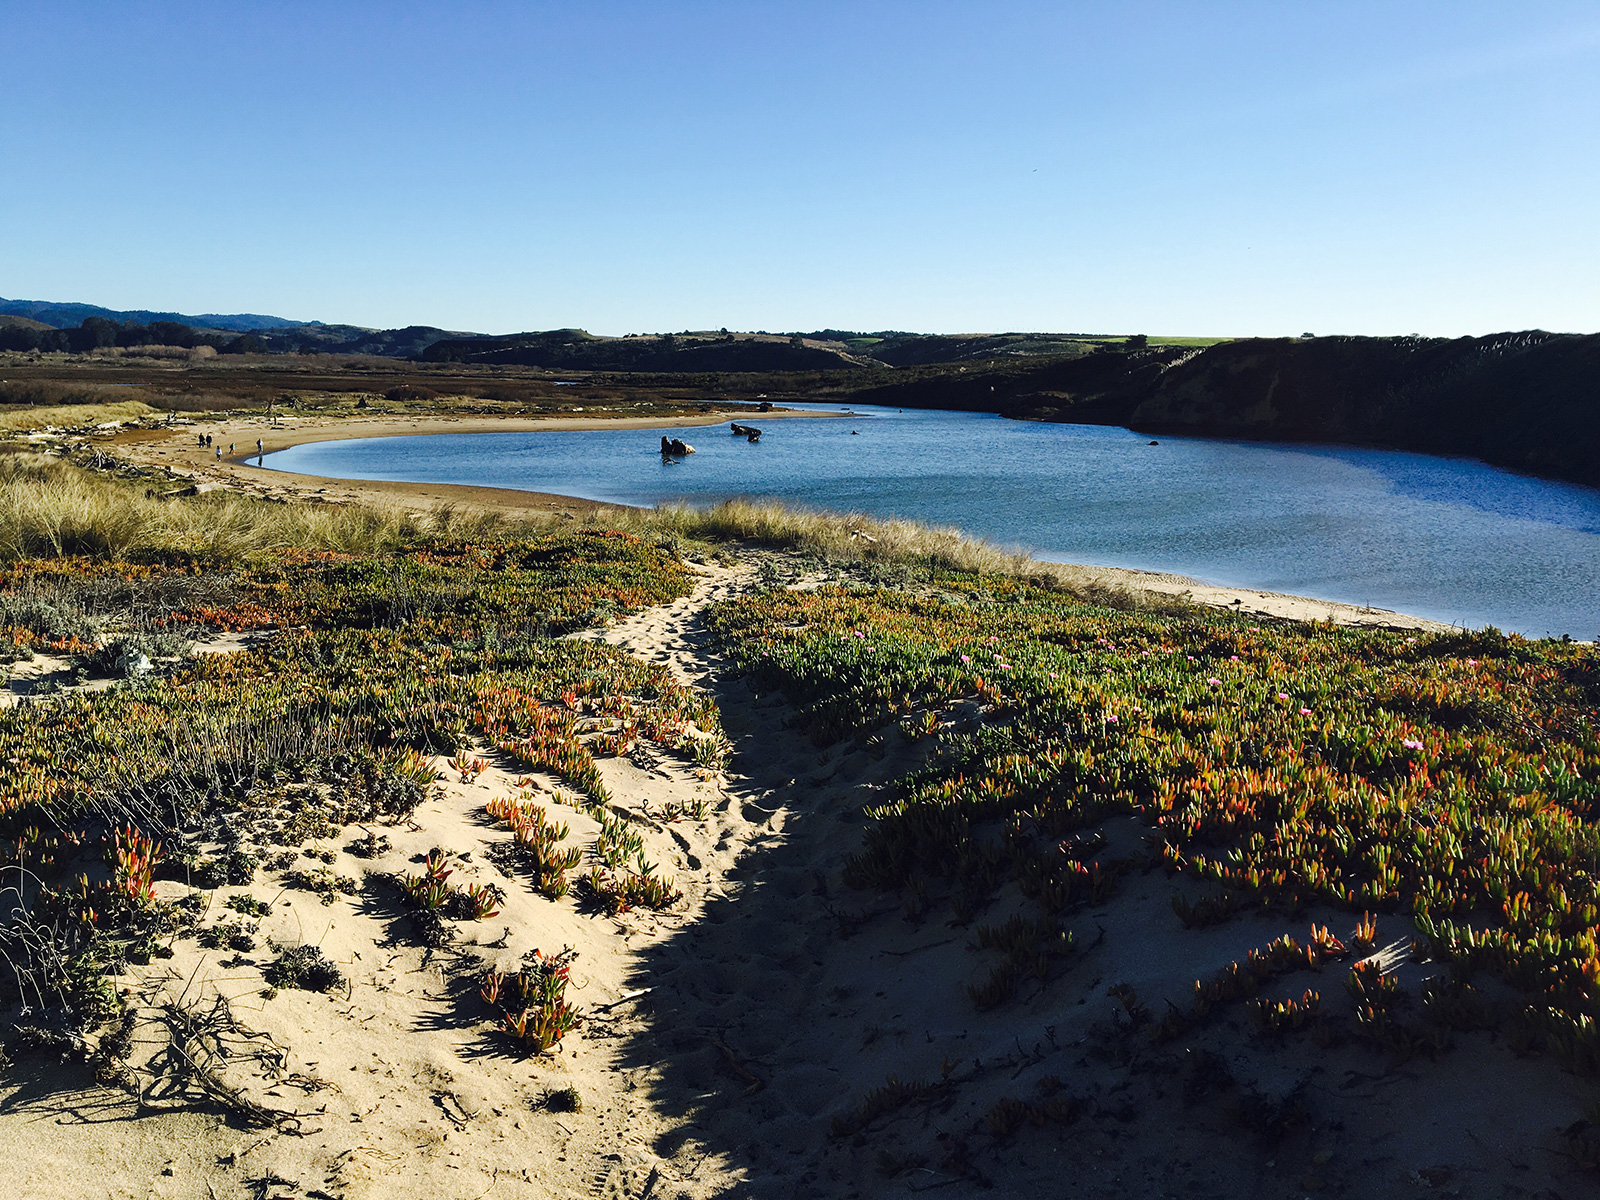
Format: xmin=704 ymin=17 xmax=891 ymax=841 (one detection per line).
xmin=0 ymin=453 xmax=1050 ymax=572
xmin=0 ymin=453 xmax=430 ymax=560
xmin=0 ymin=400 xmax=157 ymax=433
xmin=609 ymin=497 xmax=1039 ymax=576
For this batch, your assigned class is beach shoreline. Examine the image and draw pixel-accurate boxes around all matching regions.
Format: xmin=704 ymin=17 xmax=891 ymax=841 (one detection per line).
xmin=111 ymin=408 xmax=1454 ymax=633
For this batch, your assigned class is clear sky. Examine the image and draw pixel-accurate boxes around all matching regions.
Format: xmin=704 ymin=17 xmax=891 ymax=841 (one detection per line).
xmin=2 ymin=1 xmax=1597 ymax=337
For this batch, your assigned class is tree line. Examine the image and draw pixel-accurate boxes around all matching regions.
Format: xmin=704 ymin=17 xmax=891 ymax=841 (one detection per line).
xmin=0 ymin=317 xmax=266 ymax=355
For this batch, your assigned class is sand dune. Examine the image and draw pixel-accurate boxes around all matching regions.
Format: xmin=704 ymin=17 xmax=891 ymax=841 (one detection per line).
xmin=1 ymin=559 xmax=1583 ymax=1199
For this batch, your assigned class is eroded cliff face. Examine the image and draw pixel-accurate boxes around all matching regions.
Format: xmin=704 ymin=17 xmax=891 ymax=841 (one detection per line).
xmin=1132 ymin=332 xmax=1600 ymax=486
xmin=852 ymin=332 xmax=1600 ymax=488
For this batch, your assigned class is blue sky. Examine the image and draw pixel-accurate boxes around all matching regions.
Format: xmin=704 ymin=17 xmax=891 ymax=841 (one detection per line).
xmin=2 ymin=1 xmax=1596 ymax=336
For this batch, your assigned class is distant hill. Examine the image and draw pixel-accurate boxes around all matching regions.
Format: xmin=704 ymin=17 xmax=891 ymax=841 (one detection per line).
xmin=420 ymin=329 xmax=878 ymax=372
xmin=848 ymin=332 xmax=1600 ymax=489
xmin=0 ymin=297 xmax=1194 ymax=370
xmin=249 ymin=324 xmax=492 ymax=358
xmin=0 ymin=297 xmax=303 ymax=332
xmin=0 ymin=314 xmax=54 ymax=332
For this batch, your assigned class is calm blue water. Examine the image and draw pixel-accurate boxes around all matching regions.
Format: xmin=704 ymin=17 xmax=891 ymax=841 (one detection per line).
xmin=262 ymin=405 xmax=1600 ymax=638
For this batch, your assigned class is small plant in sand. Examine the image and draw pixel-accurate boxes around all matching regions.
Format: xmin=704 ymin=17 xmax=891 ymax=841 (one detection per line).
xmin=831 ymin=1074 xmax=940 ymax=1138
xmin=591 ymin=812 xmax=644 ymax=869
xmin=263 ymin=942 xmax=344 ymax=992
xmin=1352 ymin=910 xmax=1379 ymax=955
xmin=967 ymin=915 xmax=1075 ymax=1009
xmin=463 ymin=882 xmax=502 ymax=919
xmin=544 ymin=1084 xmax=582 ymax=1113
xmin=449 ymin=752 xmax=488 ymax=783
xmin=485 ymin=794 xmax=584 ymax=898
xmin=578 ymin=853 xmax=682 ymax=916
xmin=401 ymin=849 xmax=457 ymax=910
xmin=481 ymin=947 xmax=584 ymax=1055
xmin=107 ymin=826 xmax=163 ymax=909
xmin=1249 ymin=988 xmax=1323 ymax=1036
xmin=384 ymin=746 xmax=440 ymax=788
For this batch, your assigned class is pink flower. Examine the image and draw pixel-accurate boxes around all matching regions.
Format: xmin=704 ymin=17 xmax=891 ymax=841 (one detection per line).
xmin=1049 ymin=671 xmax=1058 ymax=678
xmin=1276 ymin=692 xmax=1290 ymax=701
xmin=853 ymin=630 xmax=864 ymax=638
xmin=960 ymin=654 xmax=971 ymax=663
xmin=1229 ymin=655 xmax=1240 ymax=662
xmin=1402 ymin=739 xmax=1423 ymax=750
xmin=1106 ymin=713 xmax=1118 ymax=722
xmin=1300 ymin=707 xmax=1313 ymax=716
xmin=1466 ymin=658 xmax=1478 ymax=666
xmin=1207 ymin=677 xmax=1222 ymax=686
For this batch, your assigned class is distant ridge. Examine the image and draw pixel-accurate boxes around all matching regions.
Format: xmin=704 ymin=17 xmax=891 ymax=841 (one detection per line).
xmin=0 ymin=296 xmax=306 ymax=332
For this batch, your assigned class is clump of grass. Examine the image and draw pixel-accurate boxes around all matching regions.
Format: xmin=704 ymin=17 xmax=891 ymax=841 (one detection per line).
xmin=0 ymin=453 xmax=426 ymax=560
xmin=831 ymin=1074 xmax=938 ymax=1138
xmin=544 ymin=1084 xmax=582 ymax=1113
xmin=224 ymin=895 xmax=271 ymax=918
xmin=263 ymin=943 xmax=344 ymax=992
xmin=623 ymin=498 xmax=1037 ymax=576
xmin=0 ymin=397 xmax=155 ymax=430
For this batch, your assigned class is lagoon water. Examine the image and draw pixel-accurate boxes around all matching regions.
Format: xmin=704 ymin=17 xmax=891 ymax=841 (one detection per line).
xmin=263 ymin=405 xmax=1600 ymax=638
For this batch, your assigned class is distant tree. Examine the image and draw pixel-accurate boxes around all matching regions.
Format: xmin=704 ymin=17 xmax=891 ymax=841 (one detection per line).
xmin=1125 ymin=334 xmax=1148 ymax=349
xmin=147 ymin=320 xmax=198 ymax=347
xmin=222 ymin=333 xmax=266 ymax=354
xmin=67 ymin=317 xmax=121 ymax=353
xmin=0 ymin=326 xmax=42 ymax=352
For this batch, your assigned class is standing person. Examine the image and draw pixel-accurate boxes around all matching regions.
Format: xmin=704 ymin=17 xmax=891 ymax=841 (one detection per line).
xmin=256 ymin=438 xmax=264 ymax=458
xmin=197 ymin=434 xmax=204 ymax=447
xmin=215 ymin=446 xmax=221 ymax=461
xmin=228 ymin=443 xmax=234 ymax=456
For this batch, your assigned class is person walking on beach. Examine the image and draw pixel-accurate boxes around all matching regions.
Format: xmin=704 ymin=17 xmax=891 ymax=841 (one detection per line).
xmin=228 ymin=443 xmax=234 ymax=456
xmin=256 ymin=438 xmax=264 ymax=458
xmin=215 ymin=446 xmax=221 ymax=460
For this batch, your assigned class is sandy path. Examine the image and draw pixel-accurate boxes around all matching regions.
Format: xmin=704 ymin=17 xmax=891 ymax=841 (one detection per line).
xmin=0 ymin=569 xmax=772 ymax=1199
xmin=0 ymin=558 xmax=1584 ymax=1198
